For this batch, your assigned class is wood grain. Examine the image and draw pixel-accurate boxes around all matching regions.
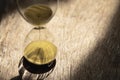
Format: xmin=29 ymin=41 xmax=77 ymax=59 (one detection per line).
xmin=0 ymin=0 xmax=120 ymax=80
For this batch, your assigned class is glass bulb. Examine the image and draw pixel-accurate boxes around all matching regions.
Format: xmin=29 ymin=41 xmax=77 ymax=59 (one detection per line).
xmin=17 ymin=0 xmax=58 ymax=26
xmin=23 ymin=27 xmax=57 ymax=65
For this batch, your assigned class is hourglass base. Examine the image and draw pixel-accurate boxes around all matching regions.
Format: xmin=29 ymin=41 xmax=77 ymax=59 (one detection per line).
xmin=18 ymin=57 xmax=56 ymax=80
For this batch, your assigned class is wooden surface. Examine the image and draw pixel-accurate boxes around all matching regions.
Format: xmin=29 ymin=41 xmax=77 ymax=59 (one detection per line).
xmin=0 ymin=0 xmax=120 ymax=80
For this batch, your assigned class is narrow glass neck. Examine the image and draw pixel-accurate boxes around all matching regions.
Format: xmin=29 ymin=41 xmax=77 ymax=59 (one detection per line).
xmin=34 ymin=26 xmax=45 ymax=30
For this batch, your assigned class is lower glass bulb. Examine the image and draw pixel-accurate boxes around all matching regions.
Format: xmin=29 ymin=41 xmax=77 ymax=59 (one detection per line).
xmin=23 ymin=27 xmax=57 ymax=65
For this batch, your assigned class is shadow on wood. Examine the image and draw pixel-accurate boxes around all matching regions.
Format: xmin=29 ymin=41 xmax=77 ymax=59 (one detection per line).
xmin=0 ymin=0 xmax=17 ymax=22
xmin=71 ymin=2 xmax=120 ymax=80
xmin=10 ymin=76 xmax=21 ymax=80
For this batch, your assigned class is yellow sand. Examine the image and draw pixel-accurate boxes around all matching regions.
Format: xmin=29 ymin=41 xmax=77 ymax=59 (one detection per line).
xmin=24 ymin=40 xmax=57 ymax=65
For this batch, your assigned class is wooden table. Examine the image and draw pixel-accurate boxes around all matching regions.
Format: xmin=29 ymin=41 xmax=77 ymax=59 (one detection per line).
xmin=0 ymin=0 xmax=120 ymax=80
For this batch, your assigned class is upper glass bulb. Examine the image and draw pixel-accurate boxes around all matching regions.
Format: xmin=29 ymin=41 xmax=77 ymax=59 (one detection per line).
xmin=17 ymin=0 xmax=58 ymax=26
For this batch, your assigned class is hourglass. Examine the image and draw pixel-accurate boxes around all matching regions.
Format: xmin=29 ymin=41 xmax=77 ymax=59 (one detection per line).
xmin=16 ymin=0 xmax=58 ymax=80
